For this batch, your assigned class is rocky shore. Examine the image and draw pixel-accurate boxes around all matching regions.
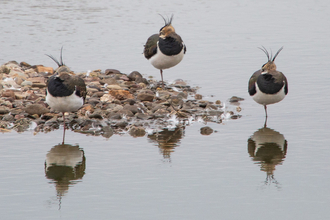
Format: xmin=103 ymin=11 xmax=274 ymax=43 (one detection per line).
xmin=0 ymin=61 xmax=244 ymax=138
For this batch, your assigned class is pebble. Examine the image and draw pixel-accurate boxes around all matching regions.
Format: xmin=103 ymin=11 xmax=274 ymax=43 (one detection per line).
xmin=25 ymin=104 xmax=50 ymax=115
xmin=129 ymin=126 xmax=146 ymax=137
xmin=200 ymin=126 xmax=214 ymax=135
xmin=137 ymin=93 xmax=154 ymax=102
xmin=229 ymin=96 xmax=245 ymax=103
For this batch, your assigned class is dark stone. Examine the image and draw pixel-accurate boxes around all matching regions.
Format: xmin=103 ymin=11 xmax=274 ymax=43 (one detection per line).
xmin=208 ymin=110 xmax=224 ymax=117
xmin=135 ymin=113 xmax=150 ymax=120
xmin=2 ymin=90 xmax=15 ymax=98
xmin=151 ymin=104 xmax=165 ymax=113
xmin=99 ymin=78 xmax=118 ymax=85
xmin=0 ymin=107 xmax=10 ymax=114
xmin=89 ymin=113 xmax=103 ymax=119
xmin=200 ymin=126 xmax=213 ymax=135
xmin=109 ymin=113 xmax=122 ymax=120
xmin=27 ymin=93 xmax=40 ymax=101
xmin=24 ymin=104 xmax=50 ymax=115
xmin=101 ymin=126 xmax=113 ymax=138
xmin=115 ymin=121 xmax=128 ymax=128
xmin=199 ymin=101 xmax=208 ymax=108
xmin=137 ymin=93 xmax=154 ymax=102
xmin=123 ymin=104 xmax=140 ymax=115
xmin=87 ymin=98 xmax=100 ymax=106
xmin=105 ymin=69 xmax=121 ymax=75
xmin=128 ymin=71 xmax=143 ymax=81
xmin=121 ymin=98 xmax=136 ymax=105
xmin=229 ymin=96 xmax=245 ymax=103
xmin=91 ymin=91 xmax=105 ymax=97
xmin=129 ymin=126 xmax=146 ymax=137
xmin=195 ymin=94 xmax=203 ymax=100
xmin=2 ymin=114 xmax=14 ymax=121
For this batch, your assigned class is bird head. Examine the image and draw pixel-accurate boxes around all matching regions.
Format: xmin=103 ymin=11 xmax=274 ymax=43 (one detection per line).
xmin=259 ymin=46 xmax=283 ymax=72
xmin=159 ymin=14 xmax=176 ymax=38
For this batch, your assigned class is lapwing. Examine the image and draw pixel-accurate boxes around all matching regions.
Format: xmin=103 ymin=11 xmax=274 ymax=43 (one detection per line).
xmin=45 ymin=48 xmax=86 ymax=140
xmin=248 ymin=46 xmax=288 ymax=118
xmin=143 ymin=14 xmax=186 ymax=89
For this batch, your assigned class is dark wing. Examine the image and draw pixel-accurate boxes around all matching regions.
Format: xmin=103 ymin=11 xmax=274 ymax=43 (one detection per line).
xmin=158 ymin=33 xmax=184 ymax=56
xmin=248 ymin=70 xmax=261 ymax=96
xmin=47 ymin=74 xmax=74 ymax=97
xmin=257 ymin=71 xmax=285 ymax=95
xmin=143 ymin=34 xmax=159 ymax=59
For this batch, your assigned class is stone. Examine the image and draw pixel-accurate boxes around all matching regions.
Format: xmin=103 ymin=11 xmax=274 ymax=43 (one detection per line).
xmin=91 ymin=91 xmax=105 ymax=98
xmin=199 ymin=101 xmax=208 ymax=108
xmin=41 ymin=113 xmax=56 ymax=121
xmin=195 ymin=94 xmax=203 ymax=100
xmin=0 ymin=65 xmax=10 ymax=74
xmin=34 ymin=65 xmax=54 ymax=74
xmin=100 ymin=94 xmax=115 ymax=103
xmin=107 ymin=85 xmax=122 ymax=90
xmin=1 ymin=90 xmax=15 ymax=98
xmin=128 ymin=71 xmax=143 ymax=81
xmin=105 ymin=69 xmax=121 ymax=75
xmin=109 ymin=112 xmax=122 ymax=120
xmin=87 ymin=98 xmax=100 ymax=106
xmin=21 ymin=81 xmax=33 ymax=87
xmin=229 ymin=96 xmax=244 ymax=103
xmin=20 ymin=62 xmax=31 ymax=68
xmin=27 ymin=93 xmax=41 ymax=101
xmin=100 ymin=78 xmax=118 ymax=85
xmin=173 ymin=79 xmax=187 ymax=86
xmin=170 ymin=96 xmax=184 ymax=110
xmin=14 ymin=77 xmax=24 ymax=85
xmin=1 ymin=78 xmax=20 ymax=89
xmin=177 ymin=92 xmax=188 ymax=99
xmin=109 ymin=90 xmax=134 ymax=100
xmin=32 ymin=82 xmax=47 ymax=88
xmin=0 ymin=106 xmax=10 ymax=114
xmin=208 ymin=110 xmax=224 ymax=117
xmin=2 ymin=114 xmax=14 ymax=122
xmin=135 ymin=113 xmax=150 ymax=120
xmin=215 ymin=100 xmax=221 ymax=105
xmin=117 ymin=109 xmax=134 ymax=117
xmin=119 ymin=75 xmax=130 ymax=81
xmin=89 ymin=113 xmax=103 ymax=119
xmin=101 ymin=126 xmax=113 ymax=138
xmin=87 ymin=88 xmax=99 ymax=94
xmin=137 ymin=93 xmax=154 ymax=102
xmin=25 ymin=104 xmax=50 ymax=115
xmin=81 ymin=104 xmax=94 ymax=113
xmin=115 ymin=121 xmax=128 ymax=128
xmin=123 ymin=104 xmax=140 ymax=114
xmin=153 ymin=108 xmax=169 ymax=116
xmin=14 ymin=92 xmax=28 ymax=100
xmin=200 ymin=126 xmax=213 ymax=135
xmin=129 ymin=126 xmax=146 ymax=137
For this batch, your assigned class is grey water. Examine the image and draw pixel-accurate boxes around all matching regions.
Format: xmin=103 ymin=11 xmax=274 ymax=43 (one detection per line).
xmin=1 ymin=0 xmax=330 ymax=219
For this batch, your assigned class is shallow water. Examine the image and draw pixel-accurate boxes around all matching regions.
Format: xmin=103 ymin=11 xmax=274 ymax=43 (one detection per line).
xmin=1 ymin=0 xmax=330 ymax=219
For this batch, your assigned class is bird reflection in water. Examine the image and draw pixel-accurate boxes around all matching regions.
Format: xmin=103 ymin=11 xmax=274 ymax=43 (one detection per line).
xmin=247 ymin=123 xmax=287 ymax=189
xmin=45 ymin=143 xmax=85 ymax=209
xmin=147 ymin=126 xmax=185 ymax=162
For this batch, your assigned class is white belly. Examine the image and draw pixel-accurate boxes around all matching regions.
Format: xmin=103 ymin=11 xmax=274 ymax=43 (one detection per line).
xmin=46 ymin=90 xmax=84 ymax=113
xmin=149 ymin=44 xmax=185 ymax=70
xmin=253 ymin=84 xmax=286 ymax=106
